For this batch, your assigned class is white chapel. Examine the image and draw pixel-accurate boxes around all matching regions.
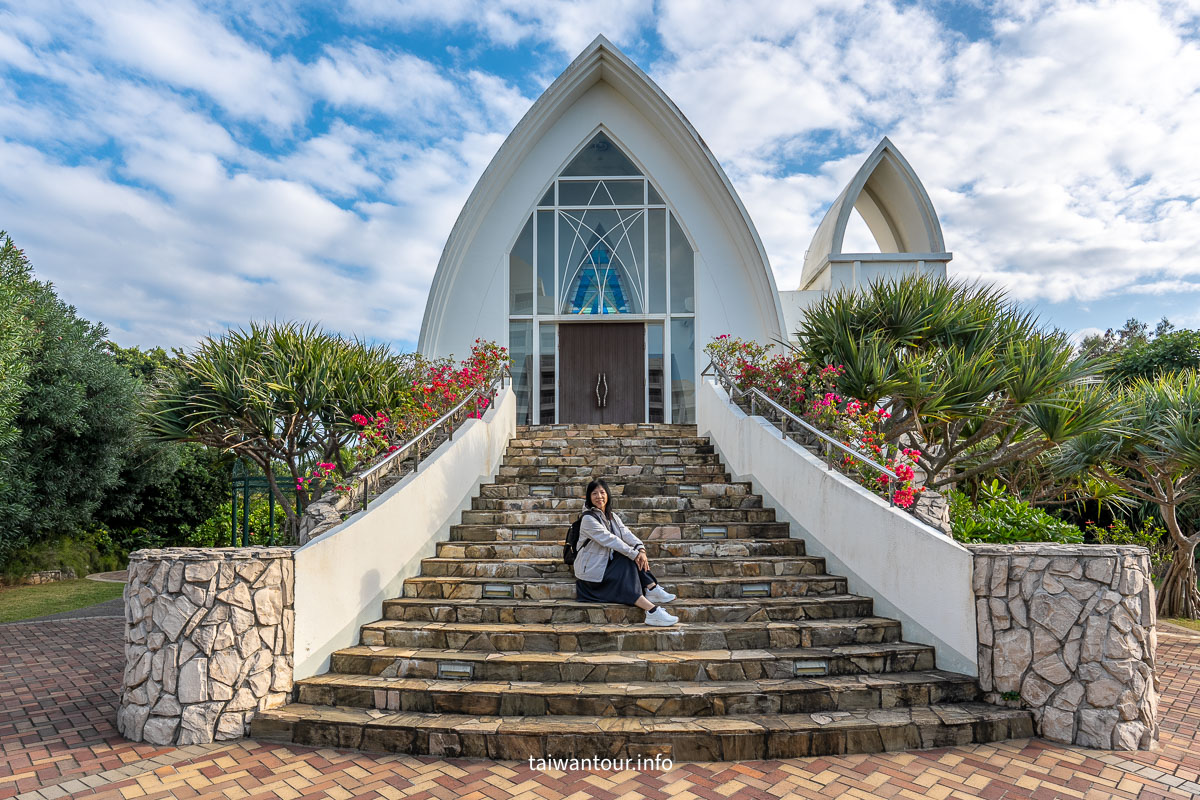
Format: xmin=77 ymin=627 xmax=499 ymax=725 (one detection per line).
xmin=418 ymin=36 xmax=949 ymax=426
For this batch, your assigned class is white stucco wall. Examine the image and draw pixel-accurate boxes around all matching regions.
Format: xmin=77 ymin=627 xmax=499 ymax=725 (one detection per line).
xmin=696 ymin=378 xmax=978 ymax=676
xmin=777 ymin=290 xmax=825 ymax=342
xmin=292 ymin=387 xmax=516 ymax=678
xmin=421 ymin=76 xmax=785 ymax=372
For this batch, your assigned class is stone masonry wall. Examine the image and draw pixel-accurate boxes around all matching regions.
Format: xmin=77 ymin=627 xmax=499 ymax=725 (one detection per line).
xmin=118 ymin=548 xmax=296 ymax=745
xmin=970 ymin=544 xmax=1158 ymax=751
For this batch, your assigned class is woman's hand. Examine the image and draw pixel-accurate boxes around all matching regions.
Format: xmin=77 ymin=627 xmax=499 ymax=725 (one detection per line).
xmin=634 ymin=550 xmax=650 ymax=571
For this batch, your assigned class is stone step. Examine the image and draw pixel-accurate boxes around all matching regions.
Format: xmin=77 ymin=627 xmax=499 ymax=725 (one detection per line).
xmin=459 ymin=508 xmax=779 ymax=525
xmin=400 ymin=574 xmax=847 ymax=600
xmin=502 ymin=454 xmax=723 ymax=469
xmin=250 ymin=702 xmax=1032 ymax=761
xmin=515 ymin=424 xmax=698 ymax=437
xmin=417 ymin=556 xmax=825 ymax=579
xmin=274 ymin=422 xmax=1019 ymax=763
xmin=294 ymin=670 xmax=981 ymax=717
xmin=383 ymin=595 xmax=873 ymax=624
xmin=359 ymin=618 xmax=901 ymax=652
xmin=497 ymin=465 xmax=729 ymax=480
xmin=327 ymin=641 xmax=938 ymax=682
xmin=478 ymin=481 xmax=753 ymax=500
xmin=469 ymin=495 xmax=764 ymax=512
xmin=448 ymin=522 xmax=793 ymax=542
xmin=435 ymin=538 xmax=808 ymax=560
xmin=506 ymin=440 xmax=715 ymax=453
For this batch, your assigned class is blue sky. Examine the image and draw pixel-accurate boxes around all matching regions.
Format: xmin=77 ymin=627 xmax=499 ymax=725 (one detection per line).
xmin=1 ymin=0 xmax=1199 ymax=352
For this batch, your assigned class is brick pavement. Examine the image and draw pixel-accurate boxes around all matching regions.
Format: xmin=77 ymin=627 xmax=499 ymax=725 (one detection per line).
xmin=2 ymin=616 xmax=1198 ymax=800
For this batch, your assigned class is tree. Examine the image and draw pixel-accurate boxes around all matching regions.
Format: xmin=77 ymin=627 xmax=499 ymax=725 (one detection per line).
xmin=0 ymin=234 xmax=34 ymax=458
xmin=1108 ymin=328 xmax=1200 ymax=384
xmin=145 ymin=321 xmax=423 ymax=532
xmin=796 ymin=275 xmax=1115 ymax=490
xmin=1077 ymin=317 xmax=1159 ymax=359
xmin=1060 ymin=370 xmax=1200 ymax=618
xmin=0 ymin=233 xmax=139 ymax=568
xmin=97 ymin=342 xmax=230 ymax=548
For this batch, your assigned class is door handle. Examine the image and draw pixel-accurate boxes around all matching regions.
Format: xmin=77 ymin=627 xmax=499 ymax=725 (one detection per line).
xmin=596 ymin=373 xmax=603 ymax=408
xmin=601 ymin=373 xmax=608 ymax=408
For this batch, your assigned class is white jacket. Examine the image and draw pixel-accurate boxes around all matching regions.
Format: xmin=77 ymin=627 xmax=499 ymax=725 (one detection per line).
xmin=572 ymin=510 xmax=646 ymax=582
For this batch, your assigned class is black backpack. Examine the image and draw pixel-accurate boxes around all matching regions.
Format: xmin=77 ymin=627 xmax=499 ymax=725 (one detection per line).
xmin=563 ymin=508 xmax=601 ymax=566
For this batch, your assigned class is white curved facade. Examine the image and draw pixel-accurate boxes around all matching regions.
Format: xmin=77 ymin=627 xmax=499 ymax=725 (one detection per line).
xmin=419 ymin=39 xmax=951 ymax=421
xmin=419 ymin=36 xmax=785 ymax=425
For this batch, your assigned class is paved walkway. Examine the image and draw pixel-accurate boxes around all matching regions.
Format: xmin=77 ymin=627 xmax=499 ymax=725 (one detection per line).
xmin=1 ymin=616 xmax=1198 ymax=800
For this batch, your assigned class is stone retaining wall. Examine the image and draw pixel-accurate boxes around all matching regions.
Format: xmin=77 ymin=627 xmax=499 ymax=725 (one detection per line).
xmin=970 ymin=544 xmax=1158 ymax=751
xmin=13 ymin=568 xmax=77 ymax=585
xmin=117 ymin=548 xmax=296 ymax=745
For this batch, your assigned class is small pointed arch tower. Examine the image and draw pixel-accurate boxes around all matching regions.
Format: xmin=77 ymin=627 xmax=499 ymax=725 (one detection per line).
xmin=798 ymin=138 xmax=951 ymax=293
xmin=419 ymin=35 xmax=785 ymax=426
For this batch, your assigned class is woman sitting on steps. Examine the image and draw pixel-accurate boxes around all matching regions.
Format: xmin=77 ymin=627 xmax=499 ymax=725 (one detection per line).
xmin=573 ymin=477 xmax=679 ymax=627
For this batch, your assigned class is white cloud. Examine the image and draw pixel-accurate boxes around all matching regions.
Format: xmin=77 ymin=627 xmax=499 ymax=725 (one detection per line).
xmin=345 ymin=0 xmax=654 ymax=54
xmin=650 ymin=0 xmax=1200 ymax=308
xmin=81 ymin=0 xmax=307 ymax=127
xmin=1 ymin=0 xmax=1199 ymax=352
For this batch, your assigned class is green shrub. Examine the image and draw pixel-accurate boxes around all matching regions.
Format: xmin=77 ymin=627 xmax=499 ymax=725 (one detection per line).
xmin=1085 ymin=518 xmax=1170 ymax=575
xmin=949 ymin=481 xmax=1083 ymax=544
xmin=182 ymin=494 xmax=290 ymax=548
xmin=2 ymin=529 xmax=124 ymax=584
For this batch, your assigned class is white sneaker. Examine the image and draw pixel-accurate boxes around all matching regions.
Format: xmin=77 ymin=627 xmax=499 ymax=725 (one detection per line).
xmin=644 ymin=606 xmax=679 ymax=627
xmin=645 ymin=585 xmax=676 ymax=604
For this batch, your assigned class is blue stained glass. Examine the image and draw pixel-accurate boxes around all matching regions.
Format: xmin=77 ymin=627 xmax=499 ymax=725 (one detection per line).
xmin=569 ymin=239 xmax=629 ymax=314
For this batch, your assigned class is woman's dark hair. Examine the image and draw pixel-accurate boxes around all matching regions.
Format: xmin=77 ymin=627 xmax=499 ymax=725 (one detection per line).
xmin=584 ymin=477 xmax=613 ymax=518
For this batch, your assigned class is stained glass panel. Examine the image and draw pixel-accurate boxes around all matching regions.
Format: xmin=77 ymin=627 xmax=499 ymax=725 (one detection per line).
xmin=561 ymin=131 xmax=642 ymax=177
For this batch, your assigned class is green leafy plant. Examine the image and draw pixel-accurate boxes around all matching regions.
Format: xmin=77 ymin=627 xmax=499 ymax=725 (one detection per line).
xmin=0 ymin=232 xmax=140 ymax=570
xmin=705 ymin=335 xmax=925 ymax=507
xmin=1084 ymin=518 xmax=1170 ymax=575
xmin=948 ymin=481 xmax=1083 ymax=544
xmin=1059 ymin=370 xmax=1200 ymax=617
xmin=795 ymin=275 xmax=1116 ymax=491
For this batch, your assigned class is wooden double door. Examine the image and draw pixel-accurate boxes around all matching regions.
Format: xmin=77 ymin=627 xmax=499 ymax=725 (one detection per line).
xmin=558 ymin=323 xmax=645 ymax=424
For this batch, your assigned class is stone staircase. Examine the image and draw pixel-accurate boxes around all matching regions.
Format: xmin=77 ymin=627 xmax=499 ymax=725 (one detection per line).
xmin=252 ymin=424 xmax=1032 ymax=761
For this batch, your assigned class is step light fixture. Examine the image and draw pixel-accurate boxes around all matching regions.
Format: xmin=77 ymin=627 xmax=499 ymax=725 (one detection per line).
xmin=437 ymin=662 xmax=475 ymax=680
xmin=793 ymin=659 xmax=829 ymax=676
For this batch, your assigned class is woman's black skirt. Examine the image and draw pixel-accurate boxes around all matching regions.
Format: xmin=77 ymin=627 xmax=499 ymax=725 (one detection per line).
xmin=576 ymin=552 xmax=657 ymax=606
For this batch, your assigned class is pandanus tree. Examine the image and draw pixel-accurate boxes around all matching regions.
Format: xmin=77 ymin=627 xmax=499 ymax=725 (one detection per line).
xmin=1058 ymin=371 xmax=1200 ymax=618
xmin=145 ymin=321 xmax=425 ymax=533
xmin=796 ymin=275 xmax=1115 ymax=490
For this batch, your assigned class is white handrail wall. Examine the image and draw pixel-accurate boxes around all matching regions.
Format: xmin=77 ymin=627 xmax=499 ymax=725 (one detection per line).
xmin=292 ymin=386 xmax=516 ymax=678
xmin=697 ymin=378 xmax=978 ymax=675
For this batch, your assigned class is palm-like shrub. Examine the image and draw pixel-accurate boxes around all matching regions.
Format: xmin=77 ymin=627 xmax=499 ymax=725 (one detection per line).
xmin=146 ymin=322 xmax=427 ymax=532
xmin=1058 ymin=370 xmax=1200 ymax=618
xmin=796 ymin=275 xmax=1114 ymax=490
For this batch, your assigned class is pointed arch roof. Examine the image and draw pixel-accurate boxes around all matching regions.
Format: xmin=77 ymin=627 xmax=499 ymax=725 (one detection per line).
xmin=418 ymin=35 xmax=786 ymax=353
xmin=799 ymin=138 xmax=947 ymax=290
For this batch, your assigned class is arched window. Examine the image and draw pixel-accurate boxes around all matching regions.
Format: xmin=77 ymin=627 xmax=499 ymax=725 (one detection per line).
xmin=508 ymin=131 xmax=696 ymax=424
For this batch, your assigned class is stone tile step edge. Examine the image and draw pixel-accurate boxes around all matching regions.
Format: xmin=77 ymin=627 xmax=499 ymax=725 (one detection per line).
xmin=295 ymin=669 xmax=979 ymax=694
xmin=329 ymin=641 xmax=934 ymax=663
xmin=359 ymin=618 xmax=899 ymax=634
xmin=382 ymin=594 xmax=870 ymax=610
xmin=249 ymin=703 xmax=1035 ymax=761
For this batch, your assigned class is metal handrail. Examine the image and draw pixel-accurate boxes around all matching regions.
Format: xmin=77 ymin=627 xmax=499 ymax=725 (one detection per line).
xmin=702 ymin=361 xmax=901 ymax=506
xmin=356 ymin=369 xmax=509 ymax=510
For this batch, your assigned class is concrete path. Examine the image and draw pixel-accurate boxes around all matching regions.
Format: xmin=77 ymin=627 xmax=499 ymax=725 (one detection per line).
xmin=84 ymin=571 xmax=128 ymax=583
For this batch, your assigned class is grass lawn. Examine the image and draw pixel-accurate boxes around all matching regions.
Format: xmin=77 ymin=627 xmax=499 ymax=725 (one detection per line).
xmin=0 ymin=579 xmax=126 ymax=623
xmin=1163 ymin=617 xmax=1200 ymax=633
